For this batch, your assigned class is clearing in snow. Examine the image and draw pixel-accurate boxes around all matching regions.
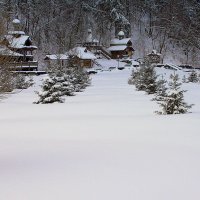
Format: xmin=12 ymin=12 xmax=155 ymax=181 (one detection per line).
xmin=0 ymin=68 xmax=200 ymax=200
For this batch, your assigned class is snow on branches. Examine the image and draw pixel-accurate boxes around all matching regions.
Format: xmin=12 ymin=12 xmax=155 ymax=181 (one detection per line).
xmin=35 ymin=59 xmax=91 ymax=104
xmin=128 ymin=63 xmax=158 ymax=94
xmin=155 ymin=73 xmax=193 ymax=115
xmin=128 ymin=63 xmax=193 ymax=115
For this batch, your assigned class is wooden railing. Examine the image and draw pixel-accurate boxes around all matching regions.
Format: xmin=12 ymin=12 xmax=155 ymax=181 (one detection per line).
xmin=9 ymin=61 xmax=38 ymax=71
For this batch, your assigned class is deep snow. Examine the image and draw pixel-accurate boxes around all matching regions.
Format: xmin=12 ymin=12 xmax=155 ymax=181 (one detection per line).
xmin=0 ymin=67 xmax=200 ymax=200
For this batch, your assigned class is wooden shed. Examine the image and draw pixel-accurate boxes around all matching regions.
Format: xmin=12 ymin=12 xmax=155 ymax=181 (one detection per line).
xmin=68 ymin=47 xmax=96 ymax=68
xmin=145 ymin=50 xmax=161 ymax=64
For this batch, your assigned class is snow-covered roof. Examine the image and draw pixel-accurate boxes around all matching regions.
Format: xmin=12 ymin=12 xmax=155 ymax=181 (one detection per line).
xmin=12 ymin=19 xmax=21 ymax=24
xmin=8 ymin=31 xmax=25 ymax=35
xmin=107 ymin=45 xmax=127 ymax=52
xmin=110 ymin=38 xmax=131 ymax=45
xmin=68 ymin=47 xmax=96 ymax=60
xmin=0 ymin=45 xmax=23 ymax=56
xmin=132 ymin=60 xmax=139 ymax=65
xmin=45 ymin=54 xmax=68 ymax=60
xmin=118 ymin=30 xmax=125 ymax=36
xmin=21 ymin=45 xmax=37 ymax=50
xmin=5 ymin=34 xmax=31 ymax=49
xmin=86 ymin=37 xmax=99 ymax=44
xmin=92 ymin=38 xmax=99 ymax=43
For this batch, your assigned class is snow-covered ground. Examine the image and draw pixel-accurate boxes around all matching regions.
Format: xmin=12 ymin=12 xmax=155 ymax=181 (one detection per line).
xmin=0 ymin=67 xmax=200 ymax=200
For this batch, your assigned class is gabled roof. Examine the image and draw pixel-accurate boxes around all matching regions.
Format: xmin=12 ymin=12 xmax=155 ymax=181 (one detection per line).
xmin=4 ymin=34 xmax=37 ymax=49
xmin=68 ymin=47 xmax=96 ymax=60
xmin=0 ymin=45 xmax=23 ymax=56
xmin=110 ymin=38 xmax=131 ymax=46
xmin=118 ymin=30 xmax=125 ymax=36
xmin=44 ymin=54 xmax=68 ymax=60
xmin=12 ymin=19 xmax=21 ymax=24
xmin=107 ymin=45 xmax=127 ymax=51
xmin=8 ymin=31 xmax=25 ymax=35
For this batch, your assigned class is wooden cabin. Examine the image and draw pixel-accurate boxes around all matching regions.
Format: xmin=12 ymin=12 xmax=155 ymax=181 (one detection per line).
xmin=145 ymin=50 xmax=161 ymax=64
xmin=68 ymin=47 xmax=96 ymax=68
xmin=44 ymin=54 xmax=68 ymax=67
xmin=0 ymin=19 xmax=38 ymax=71
xmin=107 ymin=30 xmax=134 ymax=59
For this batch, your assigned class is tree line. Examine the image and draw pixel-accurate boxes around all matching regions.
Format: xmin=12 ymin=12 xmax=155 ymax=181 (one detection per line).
xmin=0 ymin=0 xmax=200 ymax=63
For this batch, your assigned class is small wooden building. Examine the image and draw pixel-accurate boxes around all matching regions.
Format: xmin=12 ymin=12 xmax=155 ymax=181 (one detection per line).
xmin=44 ymin=54 xmax=68 ymax=67
xmin=145 ymin=50 xmax=161 ymax=64
xmin=68 ymin=47 xmax=96 ymax=68
xmin=0 ymin=19 xmax=38 ymax=71
xmin=108 ymin=30 xmax=134 ymax=59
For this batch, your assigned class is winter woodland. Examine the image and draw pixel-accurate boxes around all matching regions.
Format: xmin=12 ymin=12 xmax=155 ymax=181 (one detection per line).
xmin=0 ymin=1 xmax=200 ymax=200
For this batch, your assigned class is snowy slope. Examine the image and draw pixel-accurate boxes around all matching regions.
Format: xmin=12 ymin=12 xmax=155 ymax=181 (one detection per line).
xmin=0 ymin=68 xmax=200 ymax=200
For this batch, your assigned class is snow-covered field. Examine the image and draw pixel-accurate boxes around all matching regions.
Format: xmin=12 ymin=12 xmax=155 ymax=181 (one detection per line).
xmin=0 ymin=67 xmax=200 ymax=200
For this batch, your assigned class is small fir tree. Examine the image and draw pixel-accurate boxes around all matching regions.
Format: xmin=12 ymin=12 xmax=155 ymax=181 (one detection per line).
xmin=156 ymin=73 xmax=193 ymax=115
xmin=35 ymin=56 xmax=91 ymax=104
xmin=187 ymin=70 xmax=199 ymax=83
xmin=34 ymin=75 xmax=74 ymax=104
xmin=144 ymin=65 xmax=159 ymax=94
xmin=128 ymin=68 xmax=137 ymax=85
xmin=0 ymin=65 xmax=15 ymax=93
xmin=66 ymin=66 xmax=91 ymax=92
xmin=128 ymin=62 xmax=158 ymax=94
xmin=152 ymin=76 xmax=168 ymax=101
xmin=14 ymin=74 xmax=34 ymax=89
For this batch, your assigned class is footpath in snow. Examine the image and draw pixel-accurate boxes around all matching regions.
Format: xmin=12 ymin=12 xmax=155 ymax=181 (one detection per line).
xmin=0 ymin=69 xmax=200 ymax=200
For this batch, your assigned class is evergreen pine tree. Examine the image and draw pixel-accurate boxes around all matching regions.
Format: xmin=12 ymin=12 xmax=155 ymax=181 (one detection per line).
xmin=128 ymin=68 xmax=138 ymax=85
xmin=35 ymin=55 xmax=91 ymax=104
xmin=0 ymin=65 xmax=15 ymax=93
xmin=152 ymin=76 xmax=168 ymax=101
xmin=187 ymin=70 xmax=199 ymax=83
xmin=35 ymin=75 xmax=74 ymax=104
xmin=14 ymin=74 xmax=34 ymax=89
xmin=156 ymin=73 xmax=193 ymax=115
xmin=144 ymin=65 xmax=159 ymax=94
xmin=128 ymin=63 xmax=158 ymax=94
xmin=66 ymin=66 xmax=91 ymax=92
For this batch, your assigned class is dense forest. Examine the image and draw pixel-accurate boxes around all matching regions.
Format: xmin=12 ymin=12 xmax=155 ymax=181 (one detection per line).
xmin=1 ymin=0 xmax=200 ymax=65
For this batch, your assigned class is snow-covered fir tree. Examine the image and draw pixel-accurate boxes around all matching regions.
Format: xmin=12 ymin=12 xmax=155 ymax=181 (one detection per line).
xmin=156 ymin=73 xmax=193 ymax=115
xmin=35 ymin=56 xmax=91 ymax=104
xmin=71 ymin=66 xmax=91 ymax=92
xmin=152 ymin=76 xmax=168 ymax=101
xmin=128 ymin=68 xmax=137 ymax=85
xmin=128 ymin=63 xmax=158 ymax=94
xmin=35 ymin=75 xmax=74 ymax=104
xmin=0 ymin=65 xmax=15 ymax=93
xmin=14 ymin=74 xmax=34 ymax=89
xmin=187 ymin=70 xmax=199 ymax=83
